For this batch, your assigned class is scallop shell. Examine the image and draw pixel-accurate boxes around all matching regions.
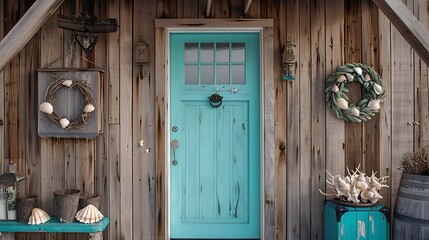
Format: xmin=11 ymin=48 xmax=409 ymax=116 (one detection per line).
xmin=364 ymin=74 xmax=371 ymax=81
xmin=39 ymin=102 xmax=54 ymax=114
xmin=83 ymin=104 xmax=95 ymax=113
xmin=373 ymin=83 xmax=383 ymax=95
xmin=331 ymin=85 xmax=339 ymax=93
xmin=353 ymin=67 xmax=363 ymax=75
xmin=62 ymin=80 xmax=73 ymax=87
xmin=336 ymin=75 xmax=347 ymax=82
xmin=28 ymin=208 xmax=50 ymax=225
xmin=345 ymin=73 xmax=354 ymax=81
xmin=60 ymin=118 xmax=70 ymax=129
xmin=75 ymin=204 xmax=103 ymax=224
xmin=336 ymin=98 xmax=349 ymax=110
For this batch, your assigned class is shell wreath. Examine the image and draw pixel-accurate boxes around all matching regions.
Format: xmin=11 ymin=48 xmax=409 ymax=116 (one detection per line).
xmin=325 ymin=63 xmax=387 ymax=123
xmin=39 ymin=74 xmax=96 ymax=129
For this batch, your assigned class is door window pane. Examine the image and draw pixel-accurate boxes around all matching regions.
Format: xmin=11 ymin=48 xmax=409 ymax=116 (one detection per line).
xmin=231 ymin=43 xmax=245 ymax=62
xmin=185 ymin=65 xmax=198 ymax=84
xmin=231 ymin=65 xmax=245 ymax=84
xmin=201 ymin=65 xmax=214 ymax=84
xmin=216 ymin=43 xmax=229 ymax=62
xmin=216 ymin=65 xmax=229 ymax=84
xmin=200 ymin=43 xmax=214 ymax=62
xmin=185 ymin=43 xmax=198 ymax=62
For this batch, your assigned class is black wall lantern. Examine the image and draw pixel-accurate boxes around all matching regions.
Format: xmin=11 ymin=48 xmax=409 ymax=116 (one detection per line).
xmin=58 ymin=0 xmax=118 ymax=57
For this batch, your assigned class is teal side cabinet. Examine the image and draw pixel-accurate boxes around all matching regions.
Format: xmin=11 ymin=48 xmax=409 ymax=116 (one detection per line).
xmin=324 ymin=200 xmax=390 ymax=240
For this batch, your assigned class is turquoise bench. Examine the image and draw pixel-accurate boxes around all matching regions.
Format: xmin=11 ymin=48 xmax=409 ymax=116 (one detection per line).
xmin=0 ymin=217 xmax=109 ymax=240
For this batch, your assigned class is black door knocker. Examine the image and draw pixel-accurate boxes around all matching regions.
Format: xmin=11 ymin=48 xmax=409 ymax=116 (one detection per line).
xmin=208 ymin=93 xmax=223 ymax=108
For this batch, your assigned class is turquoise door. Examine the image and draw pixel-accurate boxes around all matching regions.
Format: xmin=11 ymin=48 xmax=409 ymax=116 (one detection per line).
xmin=170 ymin=32 xmax=260 ymax=239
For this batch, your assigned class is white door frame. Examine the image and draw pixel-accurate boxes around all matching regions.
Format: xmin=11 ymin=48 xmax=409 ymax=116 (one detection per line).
xmin=155 ymin=19 xmax=274 ymax=240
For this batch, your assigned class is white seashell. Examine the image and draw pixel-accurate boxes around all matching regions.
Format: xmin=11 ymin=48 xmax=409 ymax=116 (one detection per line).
xmin=368 ymin=99 xmax=380 ymax=111
xmin=336 ymin=75 xmax=347 ymax=82
xmin=60 ymin=118 xmax=70 ymax=129
xmin=331 ymin=85 xmax=339 ymax=93
xmin=75 ymin=204 xmax=104 ymax=224
xmin=355 ymin=174 xmax=369 ymax=192
xmin=337 ymin=98 xmax=349 ymax=110
xmin=373 ymin=83 xmax=383 ymax=95
xmin=361 ymin=188 xmax=383 ymax=203
xmin=347 ymin=185 xmax=360 ymax=203
xmin=336 ymin=177 xmax=351 ymax=197
xmin=83 ymin=104 xmax=95 ymax=113
xmin=364 ymin=74 xmax=371 ymax=82
xmin=62 ymin=80 xmax=73 ymax=87
xmin=350 ymin=107 xmax=360 ymax=117
xmin=39 ymin=102 xmax=54 ymax=114
xmin=345 ymin=73 xmax=354 ymax=81
xmin=353 ymin=67 xmax=363 ymax=75
xmin=28 ymin=208 xmax=50 ymax=225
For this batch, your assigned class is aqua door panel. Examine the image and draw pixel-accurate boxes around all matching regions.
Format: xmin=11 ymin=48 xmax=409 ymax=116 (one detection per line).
xmin=170 ymin=32 xmax=260 ymax=239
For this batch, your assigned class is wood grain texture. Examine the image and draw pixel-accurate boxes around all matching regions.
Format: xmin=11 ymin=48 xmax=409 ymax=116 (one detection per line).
xmin=155 ymin=27 xmax=166 ymax=240
xmin=107 ymin=0 xmax=120 ymax=125
xmin=377 ymin=6 xmax=392 ymax=208
xmin=286 ymin=0 xmax=300 ymax=239
xmin=0 ymin=0 xmax=3 ymax=175
xmin=132 ymin=0 xmax=156 ymax=239
xmin=325 ymin=0 xmax=346 ymax=179
xmin=344 ymin=0 xmax=363 ymax=170
xmin=119 ymin=0 xmax=133 ymax=239
xmin=299 ymin=1 xmax=312 ymax=239
xmin=310 ymin=0 xmax=326 ymax=239
xmin=390 ymin=0 xmax=414 ymax=219
xmin=263 ymin=26 xmax=275 ymax=240
xmin=273 ymin=0 xmax=287 ymax=239
xmin=372 ymin=0 xmax=429 ymax=66
xmin=0 ymin=0 xmax=63 ymax=71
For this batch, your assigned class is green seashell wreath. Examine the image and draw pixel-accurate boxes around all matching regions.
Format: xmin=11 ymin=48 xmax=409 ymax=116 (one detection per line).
xmin=325 ymin=63 xmax=387 ymax=123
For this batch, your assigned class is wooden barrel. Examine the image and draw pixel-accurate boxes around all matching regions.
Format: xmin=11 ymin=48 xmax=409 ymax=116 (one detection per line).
xmin=394 ymin=173 xmax=429 ymax=240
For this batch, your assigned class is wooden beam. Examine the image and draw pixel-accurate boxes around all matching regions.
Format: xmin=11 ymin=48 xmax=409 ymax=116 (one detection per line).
xmin=372 ymin=0 xmax=429 ymax=66
xmin=206 ymin=0 xmax=212 ymax=17
xmin=243 ymin=0 xmax=253 ymax=15
xmin=0 ymin=0 xmax=63 ymax=71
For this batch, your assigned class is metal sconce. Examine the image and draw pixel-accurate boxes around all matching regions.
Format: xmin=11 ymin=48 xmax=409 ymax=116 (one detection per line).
xmin=135 ymin=35 xmax=150 ymax=79
xmin=282 ymin=35 xmax=296 ymax=81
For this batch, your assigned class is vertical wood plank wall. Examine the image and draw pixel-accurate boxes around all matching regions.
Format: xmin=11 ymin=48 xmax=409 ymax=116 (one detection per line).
xmin=0 ymin=0 xmax=428 ymax=239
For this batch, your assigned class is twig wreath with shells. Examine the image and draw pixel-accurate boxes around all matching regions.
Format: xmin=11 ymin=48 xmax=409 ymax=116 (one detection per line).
xmin=325 ymin=63 xmax=387 ymax=123
xmin=39 ymin=74 xmax=96 ymax=129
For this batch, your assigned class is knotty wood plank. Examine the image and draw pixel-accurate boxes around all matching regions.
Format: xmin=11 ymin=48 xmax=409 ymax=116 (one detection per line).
xmin=325 ymin=0 xmax=346 ymax=178
xmin=286 ymin=0 xmax=300 ymax=239
xmin=155 ymin=19 xmax=274 ymax=28
xmin=361 ymin=0 xmax=381 ymax=176
xmin=263 ymin=26 xmax=275 ymax=240
xmin=108 ymin=125 xmax=120 ymax=240
xmin=132 ymin=0 xmax=156 ymax=239
xmin=0 ymin=0 xmax=64 ymax=71
xmin=0 ymin=0 xmax=4 ymax=176
xmin=372 ymin=0 xmax=429 ymax=66
xmin=310 ymin=0 xmax=325 ymax=238
xmin=272 ymin=0 xmax=286 ymax=239
xmin=107 ymin=0 xmax=120 ymax=125
xmin=377 ymin=7 xmax=392 ymax=208
xmin=119 ymin=0 xmax=133 ymax=239
xmin=76 ymin=139 xmax=95 ymax=194
xmin=344 ymin=0 xmax=363 ymax=170
xmin=155 ymin=25 xmax=169 ymax=239
xmin=155 ymin=27 xmax=166 ymax=240
xmin=299 ymin=0 xmax=312 ymax=239
xmin=414 ymin=0 xmax=429 ymax=148
xmin=390 ymin=0 xmax=414 ymax=216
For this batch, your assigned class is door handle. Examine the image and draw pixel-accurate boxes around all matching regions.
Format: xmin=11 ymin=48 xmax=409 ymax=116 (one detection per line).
xmin=170 ymin=139 xmax=180 ymax=166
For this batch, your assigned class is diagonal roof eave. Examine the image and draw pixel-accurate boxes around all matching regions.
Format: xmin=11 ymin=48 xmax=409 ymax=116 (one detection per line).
xmin=0 ymin=0 xmax=63 ymax=71
xmin=372 ymin=0 xmax=429 ymax=66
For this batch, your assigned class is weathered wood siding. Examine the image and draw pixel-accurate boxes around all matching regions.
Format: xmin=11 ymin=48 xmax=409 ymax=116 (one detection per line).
xmin=0 ymin=0 xmax=428 ymax=239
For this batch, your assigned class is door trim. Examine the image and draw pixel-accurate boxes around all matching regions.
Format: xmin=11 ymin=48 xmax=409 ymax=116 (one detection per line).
xmin=155 ymin=19 xmax=274 ymax=240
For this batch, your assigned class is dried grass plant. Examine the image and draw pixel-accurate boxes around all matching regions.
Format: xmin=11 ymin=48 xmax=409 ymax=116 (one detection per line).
xmin=400 ymin=145 xmax=429 ymax=175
